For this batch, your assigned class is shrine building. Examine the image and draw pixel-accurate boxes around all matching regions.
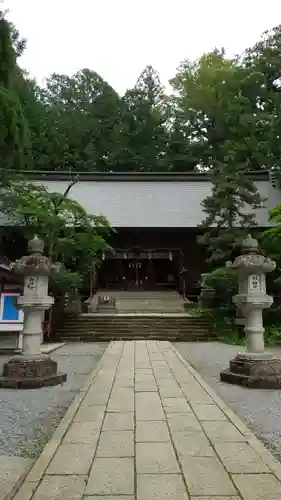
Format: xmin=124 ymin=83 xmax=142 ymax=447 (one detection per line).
xmin=9 ymin=170 xmax=279 ymax=296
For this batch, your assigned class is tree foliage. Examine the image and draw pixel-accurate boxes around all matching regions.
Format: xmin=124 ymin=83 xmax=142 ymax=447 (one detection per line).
xmin=0 ymin=179 xmax=113 ymax=291
xmin=0 ymin=13 xmax=30 ymax=173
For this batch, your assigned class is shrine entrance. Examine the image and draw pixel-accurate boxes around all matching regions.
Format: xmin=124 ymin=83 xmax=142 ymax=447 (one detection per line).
xmin=124 ymin=260 xmax=148 ymax=290
xmin=98 ymin=249 xmax=178 ymax=291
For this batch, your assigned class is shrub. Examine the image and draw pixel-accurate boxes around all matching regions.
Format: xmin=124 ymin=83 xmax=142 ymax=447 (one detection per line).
xmin=202 ymin=267 xmax=237 ymax=306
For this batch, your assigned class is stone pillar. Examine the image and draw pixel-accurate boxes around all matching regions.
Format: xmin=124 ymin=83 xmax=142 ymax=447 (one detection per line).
xmin=220 ymin=234 xmax=281 ymax=389
xmin=0 ymin=236 xmax=67 ymax=389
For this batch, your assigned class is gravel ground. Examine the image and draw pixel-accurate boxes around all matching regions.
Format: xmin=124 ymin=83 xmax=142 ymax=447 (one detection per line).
xmin=175 ymin=341 xmax=281 ymax=462
xmin=0 ymin=342 xmax=108 ymax=459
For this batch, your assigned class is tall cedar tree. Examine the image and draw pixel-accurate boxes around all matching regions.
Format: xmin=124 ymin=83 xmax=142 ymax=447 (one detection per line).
xmin=122 ymin=66 xmax=169 ymax=171
xmin=0 ymin=13 xmax=29 ymax=173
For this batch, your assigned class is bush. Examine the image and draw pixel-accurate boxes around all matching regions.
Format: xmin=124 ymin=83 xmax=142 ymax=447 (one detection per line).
xmin=189 ymin=306 xmax=281 ymax=346
xmin=202 ymin=267 xmax=237 ymax=303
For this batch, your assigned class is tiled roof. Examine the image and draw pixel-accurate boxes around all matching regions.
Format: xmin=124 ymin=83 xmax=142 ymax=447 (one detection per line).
xmin=37 ymin=177 xmax=279 ymax=228
xmin=0 ymin=172 xmax=278 ymax=228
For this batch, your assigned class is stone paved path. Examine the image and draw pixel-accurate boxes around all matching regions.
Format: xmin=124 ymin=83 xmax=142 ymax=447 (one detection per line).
xmin=14 ymin=341 xmax=281 ymax=499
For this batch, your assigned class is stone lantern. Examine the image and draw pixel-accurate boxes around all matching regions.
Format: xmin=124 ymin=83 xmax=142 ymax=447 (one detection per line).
xmin=220 ymin=234 xmax=281 ymax=388
xmin=0 ymin=235 xmax=67 ymax=389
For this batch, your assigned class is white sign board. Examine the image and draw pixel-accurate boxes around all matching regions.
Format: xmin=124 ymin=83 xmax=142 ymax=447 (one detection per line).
xmin=249 ymin=274 xmax=261 ymax=292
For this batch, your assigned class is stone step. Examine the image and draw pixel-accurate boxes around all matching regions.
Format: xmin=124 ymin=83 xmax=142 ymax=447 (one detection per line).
xmin=54 ymin=313 xmax=214 ymax=342
xmin=61 ymin=335 xmax=215 ymax=342
xmin=90 ymin=290 xmax=185 ymax=313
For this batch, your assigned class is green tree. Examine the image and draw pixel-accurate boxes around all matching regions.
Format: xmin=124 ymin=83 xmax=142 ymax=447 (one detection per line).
xmin=121 ymin=65 xmax=169 ymax=171
xmin=0 ymin=178 xmax=113 ymax=291
xmin=244 ymin=25 xmax=281 ymax=174
xmin=34 ymin=69 xmax=124 ymax=171
xmin=171 ymin=51 xmax=265 ymax=261
xmin=0 ymin=13 xmax=30 ymax=173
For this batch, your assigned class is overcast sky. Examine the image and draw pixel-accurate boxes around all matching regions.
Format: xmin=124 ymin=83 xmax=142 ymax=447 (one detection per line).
xmin=5 ymin=0 xmax=281 ymax=95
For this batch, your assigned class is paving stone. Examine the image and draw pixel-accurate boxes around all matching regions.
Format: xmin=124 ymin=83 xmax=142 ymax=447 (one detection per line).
xmin=191 ymin=497 xmax=241 ymax=500
xmin=162 ymin=397 xmax=192 ymax=413
xmin=74 ymin=405 xmax=106 ymax=422
xmin=232 ymin=473 xmax=281 ymax=499
xmin=63 ymin=421 xmax=101 ymax=444
xmin=135 ymin=368 xmax=154 ymax=376
xmin=181 ymin=384 xmax=214 ymax=404
xmin=32 ymin=475 xmax=87 ymax=499
xmin=114 ymin=378 xmax=134 ymax=388
xmin=110 ymin=388 xmax=134 ymax=399
xmin=13 ymin=481 xmax=37 ymax=500
xmin=215 ymin=442 xmax=270 ymax=473
xmin=107 ymin=394 xmax=134 ymax=412
xmin=86 ymin=458 xmax=134 ymax=496
xmin=159 ymin=386 xmax=183 ymax=398
xmin=136 ymin=392 xmax=162 ymax=409
xmin=157 ymin=377 xmax=179 ymax=386
xmin=137 ymin=473 xmax=189 ymax=500
xmin=102 ymin=412 xmax=134 ymax=431
xmin=181 ymin=456 xmax=237 ymax=496
xmin=172 ymin=430 xmax=215 ymax=457
xmin=166 ymin=412 xmax=202 ymax=431
xmin=96 ymin=431 xmax=134 ymax=457
xmin=135 ymin=384 xmax=158 ymax=392
xmin=136 ymin=406 xmax=165 ymax=421
xmin=84 ymin=497 xmax=134 ymax=500
xmin=83 ymin=391 xmax=110 ymax=405
xmin=47 ymin=444 xmax=95 ymax=475
xmin=136 ymin=420 xmax=170 ymax=442
xmin=192 ymin=403 xmax=227 ymax=421
xmin=135 ymin=363 xmax=151 ymax=369
xmin=202 ymin=421 xmax=246 ymax=442
xmin=136 ymin=442 xmax=180 ymax=473
xmin=0 ymin=455 xmax=32 ymax=500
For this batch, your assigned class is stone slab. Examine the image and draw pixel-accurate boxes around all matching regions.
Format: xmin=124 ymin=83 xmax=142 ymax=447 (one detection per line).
xmin=137 ymin=473 xmax=189 ymax=500
xmin=82 ymin=391 xmax=110 ymax=405
xmin=96 ymin=431 xmax=134 ymax=457
xmin=63 ymin=421 xmax=101 ymax=444
xmin=0 ymin=455 xmax=32 ymax=500
xmin=85 ymin=458 xmax=134 ymax=495
xmin=32 ymin=474 xmax=87 ymax=499
xmin=74 ymin=405 xmax=105 ymax=422
xmin=202 ymin=420 xmax=246 ymax=442
xmin=136 ymin=406 xmax=165 ymax=421
xmin=159 ymin=386 xmax=183 ymax=397
xmin=162 ymin=397 xmax=192 ymax=413
xmin=172 ymin=430 xmax=215 ymax=457
xmin=166 ymin=412 xmax=202 ymax=432
xmin=102 ymin=412 xmax=134 ymax=431
xmin=136 ymin=442 xmax=180 ymax=473
xmin=46 ymin=444 xmax=95 ymax=475
xmin=232 ymin=473 xmax=281 ymax=499
xmin=215 ymin=442 xmax=270 ymax=473
xmin=181 ymin=456 xmax=237 ymax=496
xmin=192 ymin=403 xmax=227 ymax=421
xmin=136 ymin=420 xmax=170 ymax=442
xmin=84 ymin=497 xmax=134 ymax=500
xmin=191 ymin=497 xmax=241 ymax=500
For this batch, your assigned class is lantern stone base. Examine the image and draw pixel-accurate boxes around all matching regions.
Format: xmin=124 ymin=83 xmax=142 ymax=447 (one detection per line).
xmin=0 ymin=355 xmax=67 ymax=389
xmin=220 ymin=353 xmax=281 ymax=389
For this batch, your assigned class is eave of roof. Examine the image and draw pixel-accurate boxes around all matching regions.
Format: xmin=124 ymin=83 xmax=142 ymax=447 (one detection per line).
xmin=13 ymin=170 xmax=270 ymax=182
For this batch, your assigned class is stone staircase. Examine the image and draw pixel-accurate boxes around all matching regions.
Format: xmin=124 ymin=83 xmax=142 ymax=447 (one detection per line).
xmin=90 ymin=290 xmax=185 ymax=313
xmin=54 ymin=313 xmax=215 ymax=342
